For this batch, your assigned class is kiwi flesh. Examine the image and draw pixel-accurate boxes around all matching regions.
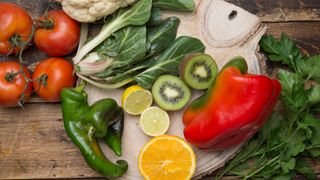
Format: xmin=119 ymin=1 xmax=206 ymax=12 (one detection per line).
xmin=152 ymin=75 xmax=191 ymax=111
xmin=179 ymin=53 xmax=218 ymax=90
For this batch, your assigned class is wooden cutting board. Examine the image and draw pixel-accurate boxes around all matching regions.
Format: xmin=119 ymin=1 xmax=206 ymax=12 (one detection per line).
xmin=83 ymin=0 xmax=267 ymax=179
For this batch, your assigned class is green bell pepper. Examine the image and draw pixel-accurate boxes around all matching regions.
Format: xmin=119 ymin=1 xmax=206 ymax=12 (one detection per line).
xmin=60 ymin=84 xmax=128 ymax=178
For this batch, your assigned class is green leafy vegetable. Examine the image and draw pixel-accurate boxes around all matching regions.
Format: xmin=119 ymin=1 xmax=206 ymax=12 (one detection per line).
xmin=297 ymin=55 xmax=320 ymax=82
xmin=147 ymin=17 xmax=180 ymax=55
xmin=78 ymin=36 xmax=205 ymax=89
xmin=93 ymin=17 xmax=180 ymax=79
xmin=73 ymin=0 xmax=152 ymax=64
xmin=295 ymin=159 xmax=317 ymax=180
xmin=135 ymin=36 xmax=205 ymax=89
xmin=97 ymin=26 xmax=147 ymax=69
xmin=218 ymin=33 xmax=320 ymax=180
xmin=147 ymin=8 xmax=163 ymax=26
xmin=259 ymin=33 xmax=302 ymax=72
xmin=152 ymin=0 xmax=195 ymax=11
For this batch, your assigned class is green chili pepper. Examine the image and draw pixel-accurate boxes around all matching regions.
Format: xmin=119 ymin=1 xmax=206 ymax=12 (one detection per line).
xmin=60 ymin=84 xmax=128 ymax=178
xmin=104 ymin=109 xmax=124 ymax=157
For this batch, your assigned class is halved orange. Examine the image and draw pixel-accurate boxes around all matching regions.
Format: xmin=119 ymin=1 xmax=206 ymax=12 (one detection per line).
xmin=138 ymin=135 xmax=196 ymax=180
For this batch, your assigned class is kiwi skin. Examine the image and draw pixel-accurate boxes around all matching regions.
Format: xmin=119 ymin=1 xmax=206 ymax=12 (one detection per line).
xmin=152 ymin=75 xmax=191 ymax=111
xmin=179 ymin=53 xmax=218 ymax=90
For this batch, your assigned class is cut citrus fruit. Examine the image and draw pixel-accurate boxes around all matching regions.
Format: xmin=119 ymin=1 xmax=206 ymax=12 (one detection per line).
xmin=122 ymin=85 xmax=153 ymax=115
xmin=139 ymin=135 xmax=196 ymax=180
xmin=140 ymin=106 xmax=170 ymax=137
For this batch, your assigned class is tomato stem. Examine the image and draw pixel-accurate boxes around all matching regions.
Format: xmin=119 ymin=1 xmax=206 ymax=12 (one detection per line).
xmin=15 ymin=25 xmax=36 ymax=107
xmin=35 ymin=17 xmax=54 ymax=29
xmin=8 ymin=34 xmax=22 ymax=56
xmin=39 ymin=74 xmax=48 ymax=87
xmin=4 ymin=71 xmax=19 ymax=82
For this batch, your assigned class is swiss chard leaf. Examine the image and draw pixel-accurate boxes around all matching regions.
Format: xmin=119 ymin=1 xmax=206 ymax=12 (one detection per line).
xmin=147 ymin=17 xmax=180 ymax=55
xmin=74 ymin=0 xmax=152 ymax=64
xmin=97 ymin=26 xmax=147 ymax=69
xmin=152 ymin=0 xmax=195 ymax=11
xmin=94 ymin=17 xmax=179 ymax=79
xmin=134 ymin=36 xmax=205 ymax=89
xmin=147 ymin=8 xmax=163 ymax=26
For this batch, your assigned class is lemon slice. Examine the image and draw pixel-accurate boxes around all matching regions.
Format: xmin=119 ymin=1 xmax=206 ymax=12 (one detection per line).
xmin=122 ymin=85 xmax=153 ymax=115
xmin=139 ymin=135 xmax=196 ymax=180
xmin=140 ymin=106 xmax=170 ymax=137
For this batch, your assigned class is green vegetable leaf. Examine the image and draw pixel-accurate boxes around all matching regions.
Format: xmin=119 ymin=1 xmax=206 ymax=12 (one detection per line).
xmin=297 ymin=55 xmax=320 ymax=81
xmin=260 ymin=33 xmax=302 ymax=72
xmin=307 ymin=84 xmax=320 ymax=106
xmin=147 ymin=8 xmax=163 ymax=26
xmin=97 ymin=26 xmax=147 ymax=69
xmin=300 ymin=114 xmax=320 ymax=128
xmin=74 ymin=0 xmax=152 ymax=64
xmin=295 ymin=159 xmax=317 ymax=180
xmin=308 ymin=148 xmax=320 ymax=158
xmin=147 ymin=17 xmax=180 ymax=55
xmin=277 ymin=69 xmax=307 ymax=113
xmin=280 ymin=158 xmax=295 ymax=173
xmin=260 ymin=112 xmax=283 ymax=141
xmin=134 ymin=36 xmax=205 ymax=89
xmin=94 ymin=17 xmax=179 ymax=79
xmin=308 ymin=127 xmax=320 ymax=157
xmin=152 ymin=0 xmax=195 ymax=11
xmin=282 ymin=130 xmax=306 ymax=159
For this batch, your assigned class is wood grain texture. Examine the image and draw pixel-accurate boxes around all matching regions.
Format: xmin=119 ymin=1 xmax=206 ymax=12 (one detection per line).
xmin=4 ymin=0 xmax=320 ymax=22
xmin=0 ymin=104 xmax=98 ymax=179
xmin=226 ymin=0 xmax=320 ymax=22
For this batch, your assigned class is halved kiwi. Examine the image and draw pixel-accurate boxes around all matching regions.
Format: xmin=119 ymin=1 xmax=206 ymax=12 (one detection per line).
xmin=152 ymin=75 xmax=191 ymax=111
xmin=179 ymin=53 xmax=218 ymax=90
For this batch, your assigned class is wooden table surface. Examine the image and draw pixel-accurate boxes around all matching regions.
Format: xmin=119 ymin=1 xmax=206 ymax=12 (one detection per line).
xmin=0 ymin=0 xmax=320 ymax=179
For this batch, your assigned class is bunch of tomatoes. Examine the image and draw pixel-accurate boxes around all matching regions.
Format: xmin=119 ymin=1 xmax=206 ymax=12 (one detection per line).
xmin=0 ymin=2 xmax=80 ymax=107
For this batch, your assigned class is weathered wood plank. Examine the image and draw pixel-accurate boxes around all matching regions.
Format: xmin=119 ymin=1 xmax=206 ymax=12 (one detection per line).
xmin=226 ymin=0 xmax=320 ymax=22
xmin=0 ymin=104 xmax=98 ymax=179
xmin=4 ymin=0 xmax=320 ymax=22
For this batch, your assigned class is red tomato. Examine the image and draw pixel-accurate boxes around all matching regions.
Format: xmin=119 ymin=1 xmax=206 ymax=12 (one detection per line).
xmin=34 ymin=10 xmax=80 ymax=56
xmin=0 ymin=62 xmax=33 ymax=107
xmin=0 ymin=3 xmax=33 ymax=55
xmin=32 ymin=57 xmax=76 ymax=102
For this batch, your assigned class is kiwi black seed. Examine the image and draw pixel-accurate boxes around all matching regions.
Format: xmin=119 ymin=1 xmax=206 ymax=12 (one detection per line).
xmin=179 ymin=53 xmax=218 ymax=90
xmin=152 ymin=75 xmax=191 ymax=111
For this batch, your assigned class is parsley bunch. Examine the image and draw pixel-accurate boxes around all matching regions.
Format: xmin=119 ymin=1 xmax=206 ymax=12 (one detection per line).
xmin=217 ymin=33 xmax=320 ymax=180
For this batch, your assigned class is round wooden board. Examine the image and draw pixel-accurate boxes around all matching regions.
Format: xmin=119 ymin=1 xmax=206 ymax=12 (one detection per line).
xmin=84 ymin=0 xmax=266 ymax=179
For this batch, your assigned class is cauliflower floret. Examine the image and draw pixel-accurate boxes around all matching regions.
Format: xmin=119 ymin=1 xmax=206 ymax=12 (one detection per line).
xmin=61 ymin=0 xmax=137 ymax=22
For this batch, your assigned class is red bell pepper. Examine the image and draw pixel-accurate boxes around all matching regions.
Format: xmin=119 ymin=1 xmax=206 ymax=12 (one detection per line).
xmin=183 ymin=57 xmax=281 ymax=150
